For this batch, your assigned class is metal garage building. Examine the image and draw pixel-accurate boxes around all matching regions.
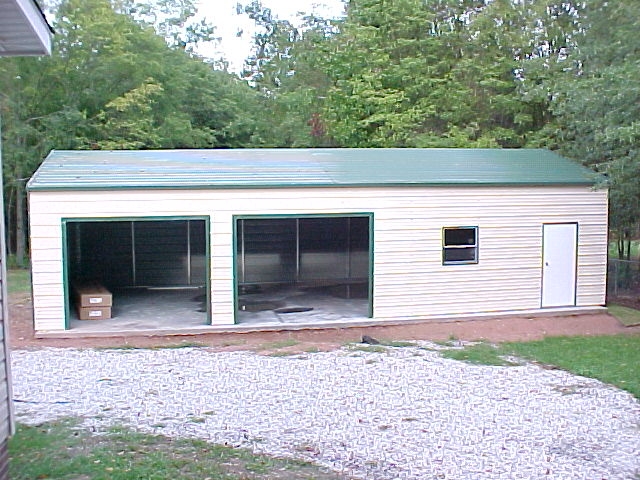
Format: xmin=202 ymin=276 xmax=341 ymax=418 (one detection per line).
xmin=27 ymin=148 xmax=608 ymax=334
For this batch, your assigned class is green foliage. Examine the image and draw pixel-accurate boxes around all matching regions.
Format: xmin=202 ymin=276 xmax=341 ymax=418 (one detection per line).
xmin=253 ymin=0 xmax=566 ymax=148
xmin=0 ymin=0 xmax=262 ymax=259
xmin=9 ymin=420 xmax=341 ymax=479
xmin=243 ymin=0 xmax=639 ymax=235
xmin=2 ymin=0 xmax=638 ymax=251
xmin=526 ymin=0 xmax=640 ymax=249
xmin=97 ymin=78 xmax=165 ymax=149
xmin=239 ymin=2 xmax=338 ymax=147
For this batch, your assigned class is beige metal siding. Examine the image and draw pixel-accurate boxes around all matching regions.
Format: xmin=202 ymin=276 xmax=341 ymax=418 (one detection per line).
xmin=29 ymin=186 xmax=608 ymax=331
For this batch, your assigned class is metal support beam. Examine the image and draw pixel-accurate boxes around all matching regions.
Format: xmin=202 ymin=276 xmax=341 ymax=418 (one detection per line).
xmin=131 ymin=221 xmax=137 ymax=286
xmin=187 ymin=220 xmax=192 ymax=285
xmin=295 ymin=218 xmax=300 ymax=281
xmin=240 ymin=219 xmax=246 ymax=284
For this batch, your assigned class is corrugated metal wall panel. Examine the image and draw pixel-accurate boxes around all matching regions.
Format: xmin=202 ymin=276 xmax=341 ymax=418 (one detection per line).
xmin=29 ymin=186 xmax=608 ymax=330
xmin=60 ymin=220 xmax=207 ymax=290
xmin=135 ymin=221 xmax=189 ymax=286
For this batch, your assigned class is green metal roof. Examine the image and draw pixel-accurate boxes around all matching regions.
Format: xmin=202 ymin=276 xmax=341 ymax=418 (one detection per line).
xmin=27 ymin=148 xmax=596 ymax=191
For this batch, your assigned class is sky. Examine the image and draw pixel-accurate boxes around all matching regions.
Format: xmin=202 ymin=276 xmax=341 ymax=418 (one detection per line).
xmin=196 ymin=0 xmax=346 ymax=72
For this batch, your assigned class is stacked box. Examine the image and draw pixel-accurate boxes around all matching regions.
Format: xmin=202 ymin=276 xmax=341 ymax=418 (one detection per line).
xmin=75 ymin=283 xmax=112 ymax=320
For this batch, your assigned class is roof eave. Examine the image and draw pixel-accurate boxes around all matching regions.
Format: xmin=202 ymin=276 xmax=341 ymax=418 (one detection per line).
xmin=0 ymin=0 xmax=53 ymax=57
xmin=26 ymin=181 xmax=597 ymax=192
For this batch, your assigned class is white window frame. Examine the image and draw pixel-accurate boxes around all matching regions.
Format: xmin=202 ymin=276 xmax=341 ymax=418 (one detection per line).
xmin=442 ymin=226 xmax=478 ymax=265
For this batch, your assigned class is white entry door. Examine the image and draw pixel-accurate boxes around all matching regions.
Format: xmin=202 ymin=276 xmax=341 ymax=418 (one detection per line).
xmin=542 ymin=223 xmax=577 ymax=307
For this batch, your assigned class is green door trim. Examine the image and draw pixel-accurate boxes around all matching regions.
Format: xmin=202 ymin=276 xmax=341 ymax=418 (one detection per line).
xmin=61 ymin=215 xmax=211 ymax=330
xmin=231 ymin=212 xmax=374 ymax=324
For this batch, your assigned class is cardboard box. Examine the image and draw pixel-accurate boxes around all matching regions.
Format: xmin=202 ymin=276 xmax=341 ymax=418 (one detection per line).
xmin=77 ymin=306 xmax=112 ymax=320
xmin=75 ymin=283 xmax=112 ymax=307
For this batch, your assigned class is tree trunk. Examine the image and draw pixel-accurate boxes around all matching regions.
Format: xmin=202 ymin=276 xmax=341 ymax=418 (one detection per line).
xmin=15 ymin=181 xmax=26 ymax=268
xmin=617 ymin=236 xmax=625 ymax=259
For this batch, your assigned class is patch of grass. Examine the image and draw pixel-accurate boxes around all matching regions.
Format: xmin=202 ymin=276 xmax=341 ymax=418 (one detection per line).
xmin=220 ymin=339 xmax=247 ymax=348
xmin=380 ymin=340 xmax=418 ymax=348
xmin=440 ymin=343 xmax=515 ymax=366
xmin=608 ymin=240 xmax=640 ymax=259
xmin=256 ymin=339 xmax=299 ymax=350
xmin=7 ymin=268 xmax=31 ymax=295
xmin=188 ymin=416 xmax=207 ymax=424
xmin=150 ymin=342 xmax=206 ymax=350
xmin=502 ymin=334 xmax=640 ymax=398
xmin=7 ymin=255 xmax=29 ymax=270
xmin=432 ymin=335 xmax=459 ymax=347
xmin=10 ymin=419 xmax=342 ymax=480
xmin=97 ymin=342 xmax=206 ymax=352
xmin=440 ymin=335 xmax=640 ymax=398
xmin=96 ymin=345 xmax=139 ymax=351
xmin=348 ymin=344 xmax=388 ymax=354
xmin=608 ymin=304 xmax=640 ymax=327
xmin=267 ymin=350 xmax=298 ymax=357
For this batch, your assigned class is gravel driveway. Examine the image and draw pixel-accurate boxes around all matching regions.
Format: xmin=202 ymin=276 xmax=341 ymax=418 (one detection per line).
xmin=11 ymin=345 xmax=640 ymax=479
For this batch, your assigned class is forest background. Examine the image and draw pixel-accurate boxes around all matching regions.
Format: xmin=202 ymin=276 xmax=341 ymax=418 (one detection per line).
xmin=1 ymin=0 xmax=638 ymax=265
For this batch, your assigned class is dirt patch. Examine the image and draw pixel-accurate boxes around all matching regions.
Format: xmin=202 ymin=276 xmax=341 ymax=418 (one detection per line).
xmin=8 ymin=292 xmax=640 ymax=351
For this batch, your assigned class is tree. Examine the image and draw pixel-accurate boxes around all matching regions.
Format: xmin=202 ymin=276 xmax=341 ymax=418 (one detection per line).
xmin=238 ymin=1 xmax=340 ymax=147
xmin=320 ymin=0 xmax=535 ymax=147
xmin=529 ymin=0 xmax=640 ymax=257
xmin=0 ymin=0 xmax=261 ymax=262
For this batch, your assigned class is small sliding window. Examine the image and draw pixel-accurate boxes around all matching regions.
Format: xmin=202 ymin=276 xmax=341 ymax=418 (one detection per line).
xmin=442 ymin=227 xmax=478 ymax=265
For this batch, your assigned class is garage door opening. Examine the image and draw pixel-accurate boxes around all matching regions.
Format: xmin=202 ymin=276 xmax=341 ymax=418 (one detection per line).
xmin=235 ymin=215 xmax=372 ymax=325
xmin=63 ymin=218 xmax=210 ymax=330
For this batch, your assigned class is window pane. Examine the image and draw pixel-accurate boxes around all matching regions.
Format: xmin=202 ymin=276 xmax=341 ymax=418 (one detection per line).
xmin=444 ymin=227 xmax=476 ymax=246
xmin=443 ymin=247 xmax=477 ymax=263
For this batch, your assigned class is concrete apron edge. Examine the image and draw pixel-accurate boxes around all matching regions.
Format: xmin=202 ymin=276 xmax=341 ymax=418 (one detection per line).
xmin=34 ymin=306 xmax=608 ymax=339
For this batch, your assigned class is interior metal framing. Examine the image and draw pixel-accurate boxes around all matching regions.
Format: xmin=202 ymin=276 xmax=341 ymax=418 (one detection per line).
xmin=233 ymin=213 xmax=374 ymax=323
xmin=61 ymin=216 xmax=211 ymax=329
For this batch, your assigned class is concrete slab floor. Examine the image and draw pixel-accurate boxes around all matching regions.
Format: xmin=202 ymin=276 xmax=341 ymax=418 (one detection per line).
xmin=237 ymin=287 xmax=370 ymax=326
xmin=68 ymin=286 xmax=370 ymax=335
xmin=70 ymin=288 xmax=208 ymax=334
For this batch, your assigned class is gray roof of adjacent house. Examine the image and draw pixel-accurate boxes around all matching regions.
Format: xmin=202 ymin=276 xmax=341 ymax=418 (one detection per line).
xmin=0 ymin=0 xmax=53 ymax=56
xmin=27 ymin=148 xmax=597 ymax=191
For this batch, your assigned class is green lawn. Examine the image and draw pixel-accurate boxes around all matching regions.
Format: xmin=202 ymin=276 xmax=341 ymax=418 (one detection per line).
xmin=7 ymin=268 xmax=31 ymax=295
xmin=10 ymin=420 xmax=341 ymax=480
xmin=442 ymin=334 xmax=640 ymax=398
xmin=608 ymin=304 xmax=640 ymax=327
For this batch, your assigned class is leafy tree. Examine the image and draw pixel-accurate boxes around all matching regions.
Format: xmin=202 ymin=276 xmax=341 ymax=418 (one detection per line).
xmin=238 ymin=1 xmax=339 ymax=147
xmin=2 ymin=0 xmax=637 ymax=262
xmin=530 ymin=0 xmax=640 ymax=257
xmin=0 ymin=0 xmax=261 ymax=262
xmin=320 ymin=0 xmax=534 ymax=147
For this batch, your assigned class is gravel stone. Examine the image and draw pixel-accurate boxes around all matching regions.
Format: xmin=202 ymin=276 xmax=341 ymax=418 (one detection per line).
xmin=11 ymin=345 xmax=640 ymax=479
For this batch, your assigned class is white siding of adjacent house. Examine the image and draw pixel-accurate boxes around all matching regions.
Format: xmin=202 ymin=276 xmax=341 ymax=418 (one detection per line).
xmin=28 ymin=185 xmax=608 ymax=332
